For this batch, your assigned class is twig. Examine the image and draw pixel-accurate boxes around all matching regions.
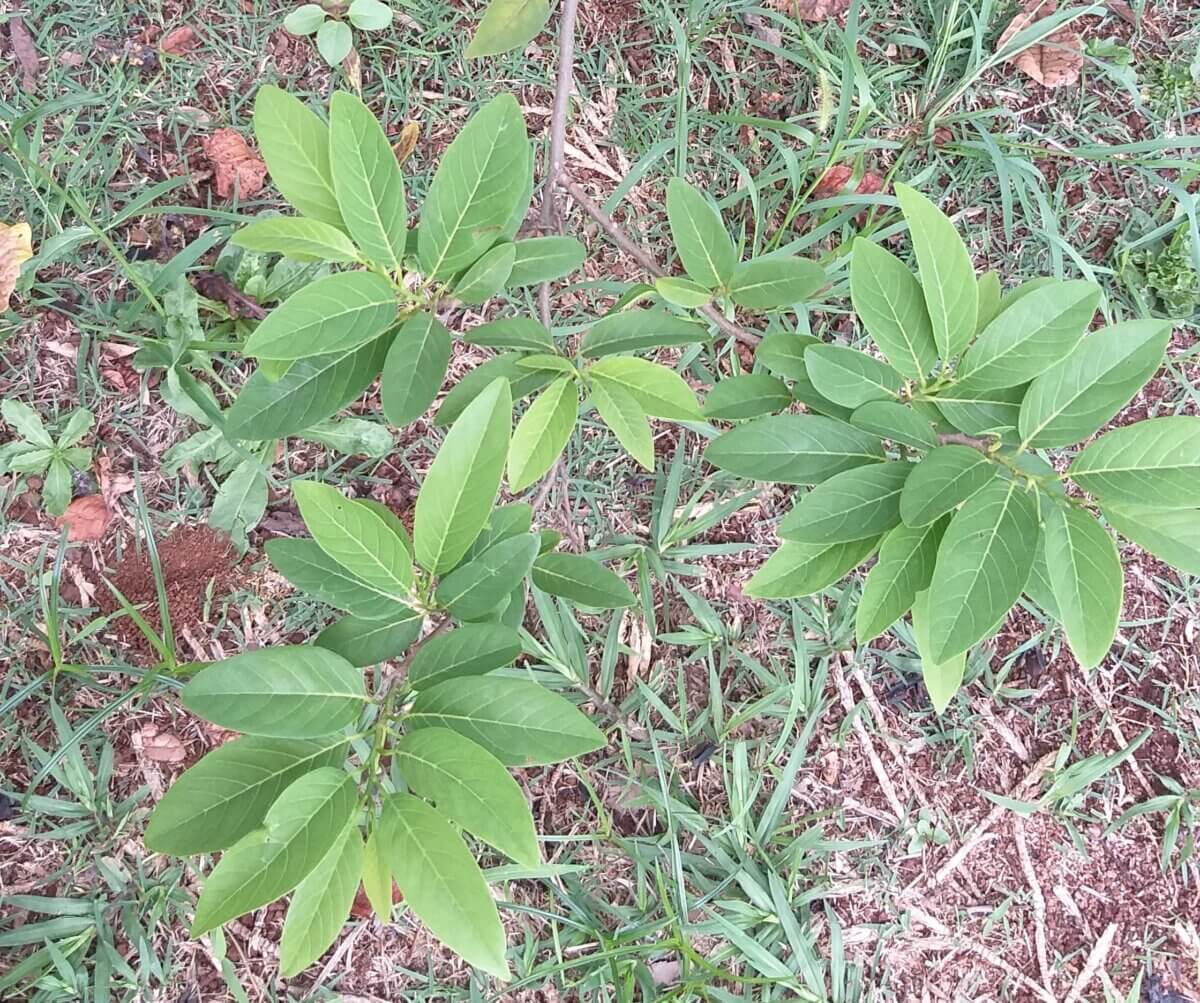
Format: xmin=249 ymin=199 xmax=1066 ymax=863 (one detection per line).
xmin=382 ymin=616 xmax=451 ymax=693
xmin=833 ymin=652 xmax=905 ymax=821
xmin=1016 ymin=819 xmax=1054 ymax=996
xmin=936 ymin=431 xmax=994 ymax=450
xmin=850 ymin=666 xmax=928 ymax=808
xmin=1062 ymin=923 xmax=1118 ymax=1003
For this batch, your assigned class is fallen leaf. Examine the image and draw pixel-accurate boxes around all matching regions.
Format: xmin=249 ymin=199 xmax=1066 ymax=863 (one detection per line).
xmin=56 ymin=495 xmax=110 ymax=542
xmin=769 ymin=0 xmax=850 ymax=22
xmin=996 ymin=2 xmax=1083 ymax=88
xmin=811 ymin=165 xmax=886 ymax=200
xmin=201 ymin=129 xmax=268 ymax=199
xmin=193 ymin=271 xmax=267 ymax=320
xmin=136 ymin=726 xmax=188 ymax=764
xmin=392 ymin=121 xmax=420 ymax=165
xmin=97 ymin=453 xmax=135 ymax=510
xmin=1 ymin=222 xmax=34 ymax=313
xmin=58 ymin=50 xmax=86 ymax=68
xmin=9 ymin=17 xmax=40 ymax=92
xmin=160 ymin=25 xmax=199 ymax=56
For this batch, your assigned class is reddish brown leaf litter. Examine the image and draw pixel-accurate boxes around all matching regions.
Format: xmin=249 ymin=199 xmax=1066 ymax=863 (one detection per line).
xmin=56 ymin=494 xmax=110 ymax=542
xmin=160 ymin=25 xmax=200 ymax=57
xmin=769 ymin=0 xmax=851 ymax=22
xmin=8 ymin=16 xmax=40 ymax=92
xmin=811 ymin=164 xmax=886 ymax=200
xmin=201 ymin=129 xmax=268 ymax=199
xmin=997 ymin=0 xmax=1084 ymax=89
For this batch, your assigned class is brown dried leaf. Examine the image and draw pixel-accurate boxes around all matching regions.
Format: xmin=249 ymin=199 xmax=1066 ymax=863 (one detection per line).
xmin=160 ymin=25 xmax=199 ymax=56
xmin=392 ymin=121 xmax=420 ymax=166
xmin=1 ymin=222 xmax=34 ymax=313
xmin=56 ymin=494 xmax=110 ymax=542
xmin=201 ymin=129 xmax=268 ymax=200
xmin=768 ymin=0 xmax=850 ymax=22
xmin=97 ymin=453 xmax=135 ymax=510
xmin=137 ymin=726 xmax=188 ymax=763
xmin=811 ymin=165 xmax=886 ymax=200
xmin=9 ymin=17 xmax=40 ymax=92
xmin=996 ymin=8 xmax=1083 ymax=88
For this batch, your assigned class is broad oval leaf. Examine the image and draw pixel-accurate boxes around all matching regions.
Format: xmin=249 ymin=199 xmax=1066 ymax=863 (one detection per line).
xmin=1043 ymin=505 xmax=1122 ymax=670
xmin=253 ymin=85 xmax=343 ymax=227
xmin=589 ymin=356 xmax=702 ymax=420
xmin=506 ymin=236 xmax=585 ymax=286
xmin=856 ymin=519 xmax=946 ymax=643
xmin=899 ymin=445 xmax=998 ymax=527
xmin=266 ymin=538 xmax=413 ymax=620
xmin=1069 ymin=417 xmax=1200 ymax=509
xmin=531 ymin=552 xmax=635 ymax=608
xmin=145 ymin=735 xmax=346 ymax=855
xmin=435 ymin=354 xmax=552 ymax=426
xmin=666 ymin=177 xmax=736 ymax=289
xmin=279 ymin=822 xmax=363 ymax=977
xmin=465 ymin=0 xmax=552 ymax=58
xmin=976 ymin=271 xmax=1002 ymax=333
xmin=381 ymin=312 xmax=452 ymax=425
xmin=655 ymin=276 xmax=713 ymax=307
xmin=316 ymin=19 xmax=352 ymax=63
xmin=934 ymin=382 xmax=1026 ymax=438
xmin=590 ymin=379 xmax=653 ymax=469
xmin=407 ymin=676 xmax=606 ymax=766
xmin=464 ymin=316 xmax=554 ymax=352
xmin=407 ymin=623 xmax=524 ymax=689
xmin=396 ymin=728 xmax=538 ymax=866
xmin=435 ymin=533 xmax=539 ymax=621
xmin=462 ymin=501 xmax=533 ymax=562
xmin=744 ymin=537 xmax=879 ymax=598
xmin=316 ymin=612 xmax=423 ymax=667
xmin=912 ymin=589 xmax=965 ymax=714
xmin=347 ymin=0 xmax=393 ymax=29
xmin=232 ymin=217 xmax=361 ymax=263
xmin=729 ymin=256 xmax=826 ymax=310
xmin=703 ymin=373 xmax=791 ymax=420
xmin=244 ymin=271 xmax=397 ymax=360
xmin=454 ymin=242 xmax=517 ymax=305
xmin=779 ymin=460 xmax=911 ymax=543
xmin=1102 ymin=504 xmax=1200 ymax=576
xmin=508 ymin=378 xmax=578 ymax=492
xmin=849 ymin=400 xmax=937 ymax=450
xmin=181 ymin=646 xmax=367 ymax=738
xmin=580 ymin=309 xmax=707 ymax=359
xmin=805 ymin=345 xmax=904 ymax=409
xmin=705 ymin=414 xmax=884 ymax=485
xmin=850 ymin=237 xmax=937 ymax=380
xmin=284 ymin=4 xmax=325 ymax=34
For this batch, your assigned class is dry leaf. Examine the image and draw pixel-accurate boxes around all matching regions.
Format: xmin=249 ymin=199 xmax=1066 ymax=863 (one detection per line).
xmin=97 ymin=453 xmax=135 ymax=510
xmin=201 ymin=129 xmax=268 ymax=199
xmin=996 ymin=5 xmax=1083 ymax=88
xmin=9 ymin=17 xmax=40 ymax=92
xmin=393 ymin=121 xmax=420 ymax=165
xmin=58 ymin=50 xmax=86 ymax=68
xmin=811 ymin=165 xmax=885 ymax=200
xmin=56 ymin=494 xmax=110 ymax=542
xmin=160 ymin=25 xmax=199 ymax=56
xmin=136 ymin=726 xmax=188 ymax=764
xmin=769 ymin=0 xmax=850 ymax=22
xmin=1 ymin=222 xmax=34 ymax=313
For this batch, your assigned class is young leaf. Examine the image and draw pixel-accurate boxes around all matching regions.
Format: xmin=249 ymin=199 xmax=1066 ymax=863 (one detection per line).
xmin=912 ymin=589 xmax=965 ymax=714
xmin=1043 ymin=506 xmax=1122 ymax=670
xmin=778 ymin=460 xmax=911 ymax=543
xmin=435 ymin=533 xmax=539 ymax=621
xmin=464 ymin=316 xmax=554 ymax=352
xmin=316 ymin=19 xmax=352 ymax=64
xmin=293 ymin=481 xmax=413 ymax=599
xmin=265 ymin=538 xmax=415 ymax=620
xmin=954 ymin=280 xmax=1100 ymax=393
xmin=145 ymin=736 xmax=346 ymax=855
xmin=347 ymin=0 xmax=393 ymax=30
xmin=849 ymin=237 xmax=937 ymax=381
xmin=462 ymin=501 xmax=533 ymax=561
xmin=279 ymin=822 xmax=363 ymax=977
xmin=934 ymin=382 xmax=1026 ymax=438
xmin=415 ymin=378 xmax=512 ymax=573
xmin=1069 ymin=417 xmax=1200 ymax=509
xmin=316 ymin=613 xmax=423 ymax=667
xmin=396 ymin=728 xmax=539 ymax=866
xmin=926 ymin=477 xmax=1040 ymax=662
xmin=729 ymin=256 xmax=826 ymax=310
xmin=655 ymin=276 xmax=713 ymax=308
xmin=705 ymin=414 xmax=884 ymax=485
xmin=755 ymin=331 xmax=815 ymax=381
xmin=243 ymin=272 xmax=397 ymax=360
xmin=2 ymin=399 xmax=52 ymax=447
xmin=531 ymin=553 xmax=636 ymax=608
xmin=466 ymin=0 xmax=552 ymax=58
xmin=580 ymin=310 xmax=707 ymax=359
xmin=1101 ymin=504 xmax=1200 ymax=576
xmin=381 ymin=312 xmax=452 ymax=425
xmin=590 ymin=380 xmax=654 ymax=469
xmin=381 ymin=794 xmax=509 ymax=979
xmin=407 ymin=624 xmax=523 ymax=689
xmin=454 ymin=242 xmax=517 ymax=304
xmin=435 ymin=355 xmax=552 ymax=426
xmin=505 ymin=236 xmax=585 ymax=286
xmin=330 ymin=91 xmax=407 ymax=271
xmin=407 ymin=676 xmax=606 ymax=765
xmin=666 ymin=177 xmax=736 ymax=289
xmin=899 ymin=445 xmax=998 ymax=527
xmin=418 ymin=94 xmax=530 ymax=279
xmin=181 ymin=646 xmax=367 ymax=738
xmin=253 ymin=85 xmax=344 ymax=227
xmin=508 ymin=377 xmax=578 ymax=492
xmin=805 ymin=345 xmax=905 ymax=408
xmin=895 ymin=182 xmax=978 ymax=361
xmin=744 ymin=537 xmax=879 ymax=598
xmin=1018 ymin=320 xmax=1173 ymax=448
xmin=232 ymin=217 xmax=361 ymax=263
xmin=191 ymin=768 xmax=357 ymax=935
xmin=849 ymin=401 xmax=937 ymax=451
xmin=702 ymin=373 xmax=792 ymax=421
xmin=284 ymin=4 xmax=325 ymax=34
xmin=856 ymin=519 xmax=946 ymax=643
xmin=361 ymin=827 xmax=393 ymax=922
xmin=589 ymin=357 xmax=701 ymax=420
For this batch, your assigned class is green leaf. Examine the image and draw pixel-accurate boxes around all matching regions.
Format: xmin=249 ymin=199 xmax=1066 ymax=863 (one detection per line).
xmin=856 ymin=519 xmax=945 ymax=642
xmin=408 ymin=624 xmax=523 ymax=689
xmin=293 ymin=481 xmax=413 ymax=598
xmin=849 ymin=237 xmax=937 ymax=380
xmin=580 ymin=310 xmax=707 ymax=359
xmin=589 ymin=356 xmax=701 ymax=420
xmin=244 ymin=272 xmax=397 ymax=360
xmin=407 ymin=676 xmax=606 ymax=765
xmin=849 ymin=400 xmax=937 ymax=450
xmin=435 ymin=355 xmax=551 ymax=425
xmin=266 ymin=538 xmax=414 ymax=620
xmin=655 ymin=276 xmax=712 ymax=308
xmin=232 ymin=217 xmax=361 ymax=263
xmin=191 ymin=768 xmax=357 ymax=935
xmin=805 ymin=345 xmax=904 ymax=409
xmin=779 ymin=460 xmax=910 ymax=543
xmin=381 ymin=312 xmax=452 ymax=425
xmin=56 ymin=408 xmax=94 ymax=449
xmin=419 ymin=94 xmax=530 ymax=279
xmin=465 ymin=0 xmax=552 ymax=58
xmin=316 ymin=613 xmax=422 ymax=666
xmin=955 ymin=280 xmax=1101 ymax=393
xmin=347 ymin=0 xmax=393 ymax=30
xmin=361 ymin=828 xmax=393 ymax=922
xmin=4 ymin=446 xmax=52 ymax=475
xmin=705 ymin=414 xmax=884 ymax=485
xmin=381 ymin=794 xmax=509 ymax=978
xmin=306 ymin=416 xmax=393 ymax=458
xmin=330 ymin=91 xmax=407 ymax=271
xmin=1018 ymin=320 xmax=1173 ymax=448
xmin=976 ymin=271 xmax=1002 ymax=333
xmin=42 ymin=459 xmax=72 ymax=518
xmin=590 ymin=380 xmax=654 ymax=469
xmin=279 ymin=822 xmax=363 ymax=977
xmin=729 ymin=256 xmax=826 ymax=310
xmin=911 ymin=590 xmax=964 ymax=714
xmin=253 ymin=85 xmax=343 ymax=227
xmin=284 ymin=4 xmax=326 ymax=34
xmin=666 ymin=177 xmax=736 ymax=289
xmin=208 ymin=458 xmax=268 ymax=551
xmin=2 ymin=399 xmax=51 ymax=447
xmin=531 ymin=553 xmax=635 ymax=608
xmin=1102 ymin=504 xmax=1200 ymax=576
xmin=226 ymin=336 xmax=389 ymax=440
xmin=415 ymin=378 xmax=512 ymax=573
xmin=181 ymin=647 xmax=367 ymax=738
xmin=316 ymin=19 xmax=352 ymax=64
xmin=1069 ymin=417 xmax=1200 ymax=509
xmin=145 ymin=736 xmax=346 ymax=855
xmin=461 ymin=502 xmax=532 ymax=561
xmin=703 ymin=374 xmax=791 ymax=420
xmin=454 ymin=242 xmax=517 ymax=305
xmin=895 ymin=182 xmax=978 ymax=361
xmin=926 ymin=478 xmax=1040 ymax=662
xmin=755 ymin=331 xmax=814 ymax=381
xmin=507 ymin=378 xmax=577 ymax=492
xmin=744 ymin=537 xmax=879 ymax=598
xmin=1024 ymin=546 xmax=1060 ymax=619
xmin=934 ymin=382 xmax=1026 ymax=438
xmin=899 ymin=445 xmax=998 ymax=527
xmin=506 ymin=236 xmax=585 ymax=286
xmin=396 ymin=729 xmax=538 ymax=866
xmin=1043 ymin=506 xmax=1122 ymax=670
xmin=463 ymin=316 xmax=554 ymax=352
xmin=436 ymin=533 xmax=539 ymax=620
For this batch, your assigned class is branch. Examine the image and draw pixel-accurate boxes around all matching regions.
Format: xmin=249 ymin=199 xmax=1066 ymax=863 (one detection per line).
xmin=936 ymin=431 xmax=994 ymax=451
xmin=381 ymin=615 xmax=451 ymax=694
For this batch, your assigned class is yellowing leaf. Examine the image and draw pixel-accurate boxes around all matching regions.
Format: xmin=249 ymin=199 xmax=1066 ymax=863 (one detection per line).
xmin=1 ymin=221 xmax=34 ymax=312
